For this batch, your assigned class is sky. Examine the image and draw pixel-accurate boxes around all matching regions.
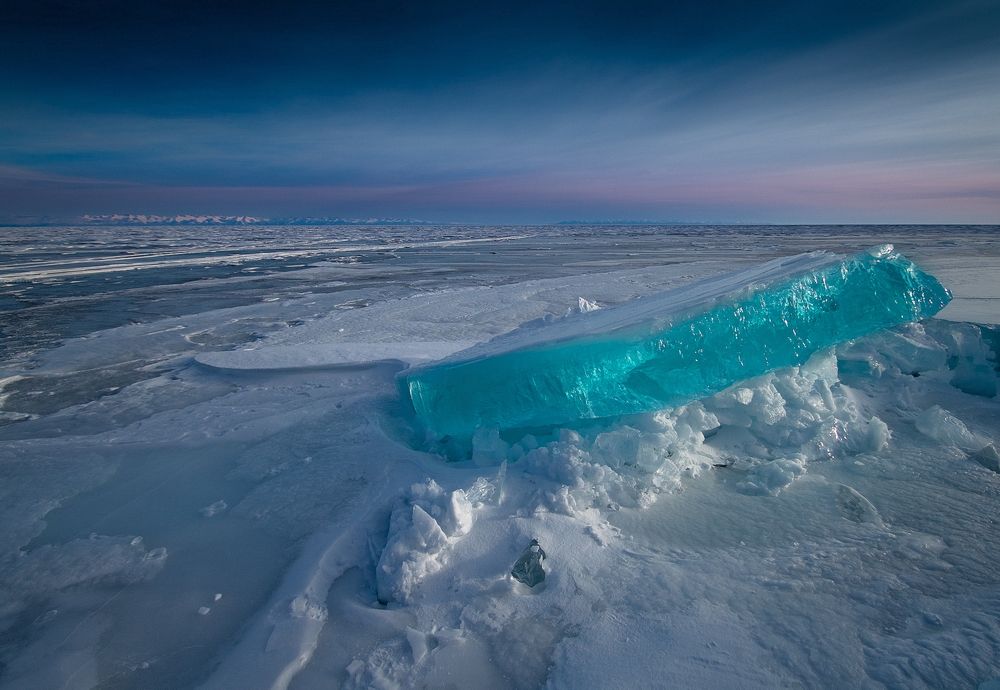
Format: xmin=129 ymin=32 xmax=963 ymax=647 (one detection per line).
xmin=1 ymin=0 xmax=998 ymax=224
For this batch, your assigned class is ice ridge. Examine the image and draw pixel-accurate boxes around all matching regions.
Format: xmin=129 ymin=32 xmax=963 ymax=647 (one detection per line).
xmin=401 ymin=245 xmax=951 ymax=444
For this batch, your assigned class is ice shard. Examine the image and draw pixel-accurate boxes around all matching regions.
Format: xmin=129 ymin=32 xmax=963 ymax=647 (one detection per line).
xmin=511 ymin=540 xmax=547 ymax=587
xmin=401 ymin=245 xmax=951 ymax=443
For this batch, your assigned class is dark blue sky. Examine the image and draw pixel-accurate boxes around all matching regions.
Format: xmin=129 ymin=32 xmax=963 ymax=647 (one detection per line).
xmin=2 ymin=0 xmax=998 ymax=223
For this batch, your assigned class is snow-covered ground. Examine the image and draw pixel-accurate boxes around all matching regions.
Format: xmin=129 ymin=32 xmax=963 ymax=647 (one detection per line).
xmin=0 ymin=225 xmax=999 ymax=690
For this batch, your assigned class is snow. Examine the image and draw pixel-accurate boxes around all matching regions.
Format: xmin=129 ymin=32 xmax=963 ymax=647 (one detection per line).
xmin=196 ymin=342 xmax=477 ymax=371
xmin=0 ymin=225 xmax=999 ymax=690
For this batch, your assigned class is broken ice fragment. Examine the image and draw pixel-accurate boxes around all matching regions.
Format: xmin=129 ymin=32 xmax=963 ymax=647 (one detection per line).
xmin=465 ymin=476 xmax=496 ymax=504
xmin=971 ymin=445 xmax=1000 ymax=473
xmin=472 ymin=427 xmax=508 ymax=467
xmin=511 ymin=539 xmax=546 ymax=587
xmin=866 ymin=417 xmax=891 ymax=453
xmin=915 ymin=405 xmax=989 ymax=452
xmin=406 ymin=627 xmax=429 ymax=662
xmin=403 ymin=246 xmax=950 ymax=443
xmin=836 ymin=484 xmax=885 ymax=527
xmin=735 ymin=457 xmax=805 ymax=496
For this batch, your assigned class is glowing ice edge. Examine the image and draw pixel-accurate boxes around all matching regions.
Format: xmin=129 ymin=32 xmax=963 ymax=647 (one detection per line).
xmin=403 ymin=245 xmax=952 ymax=442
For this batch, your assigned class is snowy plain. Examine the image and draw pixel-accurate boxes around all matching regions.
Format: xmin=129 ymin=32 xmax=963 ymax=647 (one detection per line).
xmin=0 ymin=224 xmax=999 ymax=690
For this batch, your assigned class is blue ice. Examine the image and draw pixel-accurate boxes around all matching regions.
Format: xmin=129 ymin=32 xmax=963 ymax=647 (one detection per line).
xmin=401 ymin=245 xmax=951 ymax=444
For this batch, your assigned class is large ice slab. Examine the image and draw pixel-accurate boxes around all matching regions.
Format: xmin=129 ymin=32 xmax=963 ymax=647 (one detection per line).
xmin=401 ymin=245 xmax=951 ymax=442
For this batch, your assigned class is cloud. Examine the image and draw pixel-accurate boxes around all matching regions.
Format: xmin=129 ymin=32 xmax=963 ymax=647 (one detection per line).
xmin=1 ymin=0 xmax=998 ymax=221
xmin=0 ymin=164 xmax=139 ymax=188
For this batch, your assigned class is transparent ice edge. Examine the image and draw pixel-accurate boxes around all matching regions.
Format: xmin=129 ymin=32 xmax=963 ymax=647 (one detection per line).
xmin=401 ymin=245 xmax=951 ymax=443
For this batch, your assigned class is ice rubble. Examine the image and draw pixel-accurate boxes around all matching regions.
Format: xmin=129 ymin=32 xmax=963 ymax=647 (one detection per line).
xmin=378 ymin=317 xmax=1000 ymax=619
xmin=376 ymin=480 xmax=475 ymax=604
xmin=453 ymin=317 xmax=996 ymax=502
xmin=373 ymin=317 xmax=997 ymax=598
xmin=402 ymin=245 xmax=951 ymax=445
xmin=463 ymin=346 xmax=880 ymax=503
xmin=338 ymin=315 xmax=999 ymax=690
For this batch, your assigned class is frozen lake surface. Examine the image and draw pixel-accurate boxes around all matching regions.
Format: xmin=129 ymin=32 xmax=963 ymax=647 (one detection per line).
xmin=1 ymin=224 xmax=999 ymax=689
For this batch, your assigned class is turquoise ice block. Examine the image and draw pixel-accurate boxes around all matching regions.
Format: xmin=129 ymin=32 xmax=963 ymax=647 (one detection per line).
xmin=401 ymin=245 xmax=951 ymax=442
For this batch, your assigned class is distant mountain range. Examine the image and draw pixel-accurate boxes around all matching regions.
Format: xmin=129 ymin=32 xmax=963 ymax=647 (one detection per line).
xmin=0 ymin=214 xmax=441 ymax=227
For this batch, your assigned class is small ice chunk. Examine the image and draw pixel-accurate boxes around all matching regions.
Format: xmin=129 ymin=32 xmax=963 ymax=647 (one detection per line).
xmin=214 ymin=593 xmax=223 ymax=601
xmin=511 ymin=539 xmax=546 ymax=588
xmin=592 ymin=426 xmax=642 ymax=470
xmin=734 ymin=387 xmax=755 ymax=405
xmin=198 ymin=607 xmax=211 ymax=615
xmin=471 ymin=427 xmax=509 ymax=467
xmin=925 ymin=320 xmax=999 ymax=397
xmin=200 ymin=500 xmax=227 ymax=517
xmin=971 ymin=444 xmax=1000 ymax=473
xmin=866 ymin=326 xmax=948 ymax=375
xmin=915 ymin=406 xmax=990 ymax=452
xmin=951 ymin=362 xmax=998 ymax=398
xmin=406 ymin=627 xmax=429 ymax=662
xmin=465 ymin=477 xmax=495 ymax=504
xmin=439 ymin=490 xmax=474 ymax=538
xmin=736 ymin=458 xmax=805 ymax=496
xmin=411 ymin=504 xmax=449 ymax=551
xmin=836 ymin=484 xmax=885 ymax=527
xmin=867 ymin=417 xmax=891 ymax=452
